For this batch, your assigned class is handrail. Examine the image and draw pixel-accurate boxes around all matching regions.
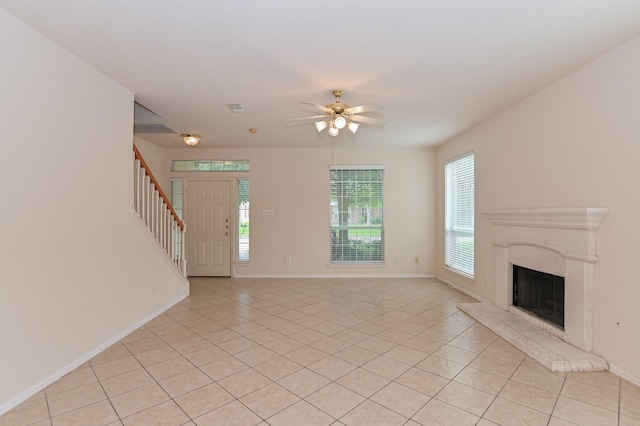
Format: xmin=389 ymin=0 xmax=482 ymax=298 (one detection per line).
xmin=133 ymin=145 xmax=184 ymax=231
xmin=133 ymin=144 xmax=186 ymax=276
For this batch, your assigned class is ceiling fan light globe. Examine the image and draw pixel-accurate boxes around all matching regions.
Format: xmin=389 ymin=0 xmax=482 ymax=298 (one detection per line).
xmin=347 ymin=122 xmax=359 ymax=134
xmin=328 ymin=126 xmax=339 ymax=137
xmin=315 ymin=121 xmax=328 ymax=132
xmin=334 ymin=115 xmax=347 ymax=129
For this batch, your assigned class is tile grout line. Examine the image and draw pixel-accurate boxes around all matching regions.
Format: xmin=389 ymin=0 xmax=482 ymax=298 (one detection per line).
xmin=546 ymin=370 xmax=567 ymax=425
xmin=617 ymin=378 xmax=622 ymax=426
xmin=88 ymin=361 xmax=122 ymax=425
xmin=6 ymin=277 xmax=637 ymax=425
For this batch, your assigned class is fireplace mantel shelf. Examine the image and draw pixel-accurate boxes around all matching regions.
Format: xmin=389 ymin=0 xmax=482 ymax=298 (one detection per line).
xmin=483 ymin=207 xmax=609 ymax=263
xmin=484 ymin=207 xmax=609 ymax=230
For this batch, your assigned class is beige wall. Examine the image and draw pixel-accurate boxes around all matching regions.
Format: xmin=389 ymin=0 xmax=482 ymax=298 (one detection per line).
xmin=134 ymin=136 xmax=167 ymax=186
xmin=436 ymin=34 xmax=640 ymax=380
xmin=164 ymin=146 xmax=437 ymax=277
xmin=0 ymin=9 xmax=188 ymax=412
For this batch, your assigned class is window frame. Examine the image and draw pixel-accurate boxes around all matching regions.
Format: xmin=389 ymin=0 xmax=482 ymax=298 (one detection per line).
xmin=169 ymin=178 xmax=184 ymax=221
xmin=237 ymin=178 xmax=250 ymax=263
xmin=171 ymin=160 xmax=249 ymax=172
xmin=444 ymin=152 xmax=475 ymax=278
xmin=329 ymin=165 xmax=384 ymax=264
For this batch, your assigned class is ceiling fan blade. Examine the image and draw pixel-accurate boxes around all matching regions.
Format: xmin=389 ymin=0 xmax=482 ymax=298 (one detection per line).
xmin=301 ymin=101 xmax=334 ymax=114
xmin=285 ymin=115 xmax=329 ymax=122
xmin=350 ymin=115 xmax=386 ymax=125
xmin=346 ymin=103 xmax=383 ymax=115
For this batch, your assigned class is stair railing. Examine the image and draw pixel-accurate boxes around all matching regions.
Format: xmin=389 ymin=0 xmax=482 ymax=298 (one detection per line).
xmin=132 ymin=145 xmax=186 ymax=276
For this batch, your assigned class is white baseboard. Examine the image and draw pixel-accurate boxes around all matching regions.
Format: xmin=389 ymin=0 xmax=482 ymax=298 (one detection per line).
xmin=436 ymin=275 xmax=491 ymax=303
xmin=610 ymin=364 xmax=640 ymax=387
xmin=0 ymin=294 xmax=186 ymax=417
xmin=233 ymin=274 xmax=436 ymax=279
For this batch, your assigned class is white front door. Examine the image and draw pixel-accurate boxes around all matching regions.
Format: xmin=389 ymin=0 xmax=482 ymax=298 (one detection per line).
xmin=186 ymin=180 xmax=231 ymax=276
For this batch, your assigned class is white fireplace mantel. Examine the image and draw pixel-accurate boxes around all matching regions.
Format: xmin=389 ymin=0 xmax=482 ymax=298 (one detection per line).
xmin=484 ymin=207 xmax=608 ymax=352
xmin=484 ymin=207 xmax=609 ymax=230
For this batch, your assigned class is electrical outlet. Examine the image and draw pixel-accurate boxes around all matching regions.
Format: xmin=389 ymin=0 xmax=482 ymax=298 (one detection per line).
xmin=286 ymin=257 xmax=292 ymax=264
xmin=415 ymin=257 xmax=419 ymax=263
xmin=394 ymin=257 xmax=400 ymax=264
xmin=484 ymin=275 xmax=488 ymax=284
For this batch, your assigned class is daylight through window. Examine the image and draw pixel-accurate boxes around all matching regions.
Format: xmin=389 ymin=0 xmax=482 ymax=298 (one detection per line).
xmin=169 ymin=178 xmax=183 ymax=220
xmin=171 ymin=160 xmax=249 ymax=172
xmin=445 ymin=152 xmax=475 ymax=277
xmin=238 ymin=179 xmax=250 ymax=262
xmin=330 ymin=167 xmax=384 ymax=263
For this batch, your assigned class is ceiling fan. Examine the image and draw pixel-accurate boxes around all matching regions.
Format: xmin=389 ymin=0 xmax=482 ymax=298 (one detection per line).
xmin=289 ymin=90 xmax=384 ymax=136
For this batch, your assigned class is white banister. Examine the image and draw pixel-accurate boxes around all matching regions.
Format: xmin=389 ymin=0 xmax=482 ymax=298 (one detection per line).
xmin=132 ymin=146 xmax=186 ymax=276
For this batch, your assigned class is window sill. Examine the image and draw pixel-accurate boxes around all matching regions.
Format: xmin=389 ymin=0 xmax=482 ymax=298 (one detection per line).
xmin=443 ymin=265 xmax=475 ymax=281
xmin=328 ymin=262 xmax=386 ymax=268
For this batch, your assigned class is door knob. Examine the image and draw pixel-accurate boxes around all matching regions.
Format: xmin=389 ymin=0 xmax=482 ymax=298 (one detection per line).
xmin=225 ymin=231 xmax=230 ymax=236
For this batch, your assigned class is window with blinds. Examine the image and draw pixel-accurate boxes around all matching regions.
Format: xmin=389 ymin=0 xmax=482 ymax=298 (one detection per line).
xmin=238 ymin=179 xmax=250 ymax=262
xmin=171 ymin=160 xmax=249 ymax=172
xmin=445 ymin=152 xmax=475 ymax=277
xmin=169 ymin=178 xmax=183 ymax=220
xmin=330 ymin=166 xmax=384 ymax=263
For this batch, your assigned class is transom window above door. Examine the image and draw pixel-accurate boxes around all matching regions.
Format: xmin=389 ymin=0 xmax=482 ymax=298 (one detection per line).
xmin=171 ymin=160 xmax=249 ymax=172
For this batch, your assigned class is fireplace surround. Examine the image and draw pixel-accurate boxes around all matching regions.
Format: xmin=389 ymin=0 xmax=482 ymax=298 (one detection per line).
xmin=484 ymin=207 xmax=608 ymax=352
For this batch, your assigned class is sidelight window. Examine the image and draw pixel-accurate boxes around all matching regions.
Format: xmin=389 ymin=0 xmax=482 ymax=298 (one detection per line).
xmin=237 ymin=178 xmax=250 ymax=262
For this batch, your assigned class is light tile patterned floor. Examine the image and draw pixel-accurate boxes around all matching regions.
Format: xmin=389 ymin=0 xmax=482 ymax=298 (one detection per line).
xmin=2 ymin=277 xmax=639 ymax=426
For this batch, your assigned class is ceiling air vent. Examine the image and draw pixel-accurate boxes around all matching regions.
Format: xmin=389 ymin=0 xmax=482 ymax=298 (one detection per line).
xmin=226 ymin=103 xmax=244 ymax=113
xmin=133 ymin=102 xmax=178 ymax=134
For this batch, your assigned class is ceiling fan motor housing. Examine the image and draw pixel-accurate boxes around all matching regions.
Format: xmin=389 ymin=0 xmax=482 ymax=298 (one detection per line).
xmin=291 ymin=89 xmax=383 ymax=136
xmin=327 ymin=90 xmax=349 ymax=115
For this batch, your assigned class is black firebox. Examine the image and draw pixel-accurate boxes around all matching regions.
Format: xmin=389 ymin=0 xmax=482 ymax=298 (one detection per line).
xmin=513 ymin=265 xmax=565 ymax=329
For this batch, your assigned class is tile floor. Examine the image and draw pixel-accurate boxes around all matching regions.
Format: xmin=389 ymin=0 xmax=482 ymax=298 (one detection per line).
xmin=1 ymin=277 xmax=639 ymax=426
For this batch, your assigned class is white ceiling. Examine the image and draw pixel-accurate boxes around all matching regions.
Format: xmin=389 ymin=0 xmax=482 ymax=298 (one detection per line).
xmin=3 ymin=1 xmax=640 ymax=149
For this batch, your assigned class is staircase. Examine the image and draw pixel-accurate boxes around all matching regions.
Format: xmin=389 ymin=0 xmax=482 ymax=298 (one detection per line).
xmin=132 ymin=145 xmax=186 ymax=276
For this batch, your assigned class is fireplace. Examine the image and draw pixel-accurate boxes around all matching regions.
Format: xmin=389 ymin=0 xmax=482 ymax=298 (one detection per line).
xmin=484 ymin=207 xmax=608 ymax=352
xmin=513 ymin=265 xmax=564 ymax=329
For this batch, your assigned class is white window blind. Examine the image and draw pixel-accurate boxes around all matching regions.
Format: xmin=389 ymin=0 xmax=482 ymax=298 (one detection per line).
xmin=169 ymin=178 xmax=183 ymax=220
xmin=445 ymin=152 xmax=475 ymax=277
xmin=237 ymin=179 xmax=250 ymax=262
xmin=330 ymin=166 xmax=384 ymax=263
